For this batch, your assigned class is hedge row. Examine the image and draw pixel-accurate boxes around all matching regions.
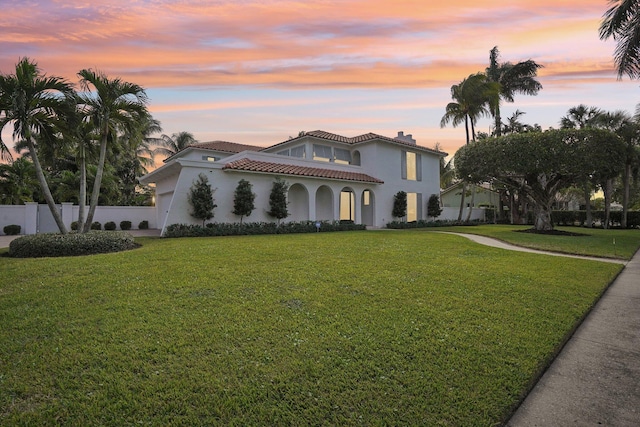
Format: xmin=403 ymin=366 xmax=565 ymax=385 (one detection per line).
xmin=552 ymin=210 xmax=640 ymax=227
xmin=386 ymin=219 xmax=480 ymax=229
xmin=8 ymin=231 xmax=139 ymax=258
xmin=70 ymin=220 xmax=149 ymax=231
xmin=164 ymin=220 xmax=366 ymax=238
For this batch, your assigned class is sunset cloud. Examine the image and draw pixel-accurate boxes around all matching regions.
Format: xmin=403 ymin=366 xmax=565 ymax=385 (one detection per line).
xmin=0 ymin=0 xmax=636 ymax=155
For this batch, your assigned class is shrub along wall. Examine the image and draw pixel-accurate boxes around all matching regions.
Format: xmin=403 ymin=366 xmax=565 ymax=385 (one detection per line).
xmin=164 ymin=220 xmax=366 ymax=238
xmin=552 ymin=210 xmax=640 ymax=228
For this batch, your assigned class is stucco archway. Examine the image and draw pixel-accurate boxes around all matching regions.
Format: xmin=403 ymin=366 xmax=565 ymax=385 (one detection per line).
xmin=315 ymin=186 xmax=333 ymax=221
xmin=288 ymin=183 xmax=309 ymax=222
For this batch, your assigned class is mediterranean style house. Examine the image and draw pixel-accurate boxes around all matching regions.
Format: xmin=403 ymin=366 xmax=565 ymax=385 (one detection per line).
xmin=139 ymin=130 xmax=445 ymax=234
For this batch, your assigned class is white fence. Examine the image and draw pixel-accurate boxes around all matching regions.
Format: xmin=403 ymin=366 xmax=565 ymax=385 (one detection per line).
xmin=0 ymin=203 xmax=157 ymax=235
xmin=440 ymin=207 xmax=486 ymax=222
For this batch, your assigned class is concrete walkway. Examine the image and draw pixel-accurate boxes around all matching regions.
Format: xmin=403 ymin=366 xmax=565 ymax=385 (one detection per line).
xmin=442 ymin=232 xmax=639 ymax=426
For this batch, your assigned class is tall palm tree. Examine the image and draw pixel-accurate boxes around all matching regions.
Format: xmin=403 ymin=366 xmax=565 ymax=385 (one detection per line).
xmin=440 ymin=73 xmax=496 ymax=144
xmin=0 ymin=58 xmax=74 ymax=233
xmin=441 ymin=73 xmax=499 ymax=220
xmin=154 ymin=131 xmax=197 ymax=159
xmin=560 ymin=105 xmax=603 ymax=227
xmin=599 ymin=0 xmax=640 ymax=79
xmin=486 ymin=46 xmax=543 ymax=137
xmin=77 ymin=68 xmax=149 ymax=232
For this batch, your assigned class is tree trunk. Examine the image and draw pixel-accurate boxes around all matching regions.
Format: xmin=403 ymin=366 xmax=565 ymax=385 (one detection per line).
xmin=622 ymin=164 xmax=631 ymax=228
xmin=77 ymin=145 xmax=87 ymax=232
xmin=457 ymin=182 xmax=466 ymax=221
xmin=534 ymin=203 xmax=554 ymax=231
xmin=465 ymin=185 xmax=476 ymax=222
xmin=583 ymin=183 xmax=592 ymax=228
xmin=83 ymin=133 xmax=108 ymax=232
xmin=26 ymin=136 xmax=68 ymax=234
xmin=603 ymin=178 xmax=613 ymax=229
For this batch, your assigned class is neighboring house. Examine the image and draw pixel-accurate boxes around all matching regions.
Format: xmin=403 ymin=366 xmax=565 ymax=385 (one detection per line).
xmin=440 ymin=182 xmax=500 ymax=209
xmin=139 ymin=130 xmax=445 ymax=234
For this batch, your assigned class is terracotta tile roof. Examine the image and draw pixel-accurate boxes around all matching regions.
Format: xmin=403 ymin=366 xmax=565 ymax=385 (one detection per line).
xmin=223 ymin=158 xmax=384 ymax=184
xmin=190 ymin=140 xmax=264 ymax=153
xmin=284 ymin=130 xmax=444 ymax=155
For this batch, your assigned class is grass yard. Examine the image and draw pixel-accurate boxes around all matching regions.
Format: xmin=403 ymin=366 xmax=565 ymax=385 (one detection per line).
xmin=428 ymin=224 xmax=640 ymax=260
xmin=0 ymin=231 xmax=623 ymax=425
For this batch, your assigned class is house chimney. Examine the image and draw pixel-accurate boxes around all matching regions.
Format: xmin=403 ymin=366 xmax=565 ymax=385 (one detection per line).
xmin=395 ymin=131 xmax=416 ymax=145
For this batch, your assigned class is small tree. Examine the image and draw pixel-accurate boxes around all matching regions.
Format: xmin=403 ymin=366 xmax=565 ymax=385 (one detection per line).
xmin=427 ymin=194 xmax=443 ymax=220
xmin=188 ymin=173 xmax=216 ymax=226
xmin=268 ymin=177 xmax=289 ymax=223
xmin=233 ymin=179 xmax=255 ymax=224
xmin=392 ymin=191 xmax=407 ymax=220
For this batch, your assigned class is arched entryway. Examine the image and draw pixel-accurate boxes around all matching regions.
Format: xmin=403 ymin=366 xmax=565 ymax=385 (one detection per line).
xmin=361 ymin=189 xmax=375 ymax=226
xmin=340 ymin=187 xmax=355 ymax=221
xmin=288 ymin=183 xmax=309 ymax=222
xmin=315 ymin=186 xmax=333 ymax=220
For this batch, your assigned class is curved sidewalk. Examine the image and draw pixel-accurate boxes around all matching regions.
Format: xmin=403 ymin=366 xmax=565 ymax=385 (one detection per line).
xmin=444 ymin=232 xmax=639 ymax=426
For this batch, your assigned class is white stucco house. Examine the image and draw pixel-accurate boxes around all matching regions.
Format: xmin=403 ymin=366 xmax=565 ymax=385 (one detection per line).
xmin=139 ymin=130 xmax=445 ymax=234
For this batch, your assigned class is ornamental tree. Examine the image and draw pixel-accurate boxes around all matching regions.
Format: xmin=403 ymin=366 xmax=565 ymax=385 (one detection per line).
xmin=267 ymin=177 xmax=289 ymax=223
xmin=392 ymin=191 xmax=407 ymax=220
xmin=427 ymin=194 xmax=443 ymax=220
xmin=233 ymin=179 xmax=255 ymax=224
xmin=188 ymin=173 xmax=217 ymax=226
xmin=454 ymin=129 xmax=625 ymax=231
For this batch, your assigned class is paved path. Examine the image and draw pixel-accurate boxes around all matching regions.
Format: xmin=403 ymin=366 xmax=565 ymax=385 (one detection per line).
xmin=441 ymin=232 xmax=639 ymax=426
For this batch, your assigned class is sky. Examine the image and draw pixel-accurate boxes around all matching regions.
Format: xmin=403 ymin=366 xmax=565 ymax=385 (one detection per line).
xmin=1 ymin=0 xmax=638 ymax=160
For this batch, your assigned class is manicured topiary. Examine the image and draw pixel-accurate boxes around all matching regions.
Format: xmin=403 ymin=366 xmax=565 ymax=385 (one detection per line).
xmin=104 ymin=221 xmax=117 ymax=230
xmin=120 ymin=220 xmax=132 ymax=230
xmin=71 ymin=221 xmax=79 ymax=231
xmin=91 ymin=221 xmax=101 ymax=230
xmin=139 ymin=220 xmax=149 ymax=229
xmin=8 ymin=231 xmax=138 ymax=258
xmin=3 ymin=224 xmax=21 ymax=235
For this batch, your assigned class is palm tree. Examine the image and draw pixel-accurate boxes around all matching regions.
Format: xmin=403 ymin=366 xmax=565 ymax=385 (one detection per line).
xmin=77 ymin=68 xmax=149 ymax=232
xmin=440 ymin=73 xmax=495 ymax=144
xmin=0 ymin=156 xmax=38 ymax=204
xmin=0 ymin=58 xmax=74 ymax=233
xmin=154 ymin=131 xmax=197 ymax=159
xmin=599 ymin=0 xmax=640 ymax=79
xmin=441 ymin=73 xmax=499 ymax=220
xmin=560 ymin=105 xmax=603 ymax=227
xmin=486 ymin=46 xmax=543 ymax=137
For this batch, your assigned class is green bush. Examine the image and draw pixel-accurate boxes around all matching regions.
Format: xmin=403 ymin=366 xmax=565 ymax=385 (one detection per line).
xmin=91 ymin=221 xmax=101 ymax=230
xmin=8 ymin=231 xmax=138 ymax=258
xmin=386 ymin=219 xmax=477 ymax=229
xmin=3 ymin=224 xmax=21 ymax=235
xmin=164 ymin=220 xmax=366 ymax=238
xmin=71 ymin=221 xmax=79 ymax=231
xmin=120 ymin=221 xmax=132 ymax=230
xmin=139 ymin=220 xmax=149 ymax=229
xmin=104 ymin=221 xmax=117 ymax=231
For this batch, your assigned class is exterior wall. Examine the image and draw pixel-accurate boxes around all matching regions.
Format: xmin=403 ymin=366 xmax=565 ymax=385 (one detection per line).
xmin=0 ymin=204 xmax=157 ymax=235
xmin=441 ymin=184 xmax=500 ymax=208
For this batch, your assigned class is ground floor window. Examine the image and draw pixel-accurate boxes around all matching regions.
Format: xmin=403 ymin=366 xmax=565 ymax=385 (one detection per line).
xmin=407 ymin=192 xmax=417 ymax=222
xmin=340 ymin=190 xmax=355 ymax=221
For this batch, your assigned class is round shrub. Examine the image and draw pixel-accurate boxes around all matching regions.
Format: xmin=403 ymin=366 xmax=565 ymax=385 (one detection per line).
xmin=8 ymin=231 xmax=139 ymax=258
xmin=120 ymin=220 xmax=132 ymax=231
xmin=91 ymin=221 xmax=101 ymax=230
xmin=104 ymin=221 xmax=117 ymax=231
xmin=3 ymin=224 xmax=21 ymax=235
xmin=139 ymin=220 xmax=149 ymax=229
xmin=71 ymin=221 xmax=79 ymax=231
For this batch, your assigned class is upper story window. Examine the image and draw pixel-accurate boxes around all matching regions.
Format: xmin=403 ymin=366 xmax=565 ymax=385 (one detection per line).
xmin=202 ymin=155 xmax=218 ymax=162
xmin=334 ymin=148 xmax=351 ymax=165
xmin=290 ymin=146 xmax=305 ymax=158
xmin=277 ymin=149 xmax=290 ymax=156
xmin=401 ymin=151 xmax=422 ymax=181
xmin=313 ymin=144 xmax=332 ymax=162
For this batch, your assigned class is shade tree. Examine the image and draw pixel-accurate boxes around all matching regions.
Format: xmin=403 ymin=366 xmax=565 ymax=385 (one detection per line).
xmin=454 ymin=129 xmax=626 ymax=231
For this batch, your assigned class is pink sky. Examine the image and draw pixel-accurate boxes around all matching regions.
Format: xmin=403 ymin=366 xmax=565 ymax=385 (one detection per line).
xmin=1 ymin=0 xmax=637 ymax=158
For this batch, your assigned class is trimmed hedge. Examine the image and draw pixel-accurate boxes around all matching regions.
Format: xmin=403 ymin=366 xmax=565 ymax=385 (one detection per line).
xmin=91 ymin=221 xmax=101 ymax=230
xmin=120 ymin=220 xmax=132 ymax=231
xmin=386 ymin=219 xmax=480 ymax=229
xmin=104 ymin=221 xmax=117 ymax=231
xmin=164 ymin=220 xmax=366 ymax=238
xmin=3 ymin=224 xmax=21 ymax=235
xmin=139 ymin=220 xmax=149 ymax=230
xmin=8 ymin=231 xmax=138 ymax=258
xmin=551 ymin=210 xmax=640 ymax=228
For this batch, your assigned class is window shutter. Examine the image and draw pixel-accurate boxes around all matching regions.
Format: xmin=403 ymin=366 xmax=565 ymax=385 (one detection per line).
xmin=401 ymin=151 xmax=407 ymax=179
xmin=417 ymin=193 xmax=423 ymax=219
xmin=416 ymin=153 xmax=422 ymax=181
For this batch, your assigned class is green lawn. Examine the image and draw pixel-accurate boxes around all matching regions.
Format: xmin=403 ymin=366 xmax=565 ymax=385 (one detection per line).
xmin=427 ymin=224 xmax=640 ymax=260
xmin=0 ymin=231 xmax=623 ymax=425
